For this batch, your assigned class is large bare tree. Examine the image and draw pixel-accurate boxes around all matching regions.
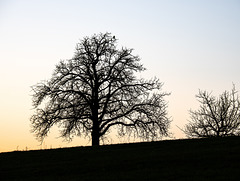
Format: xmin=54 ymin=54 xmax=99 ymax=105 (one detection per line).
xmin=31 ymin=33 xmax=171 ymax=146
xmin=184 ymin=86 xmax=240 ymax=138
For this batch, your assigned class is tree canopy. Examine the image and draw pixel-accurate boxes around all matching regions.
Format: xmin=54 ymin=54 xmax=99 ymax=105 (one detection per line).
xmin=31 ymin=33 xmax=171 ymax=146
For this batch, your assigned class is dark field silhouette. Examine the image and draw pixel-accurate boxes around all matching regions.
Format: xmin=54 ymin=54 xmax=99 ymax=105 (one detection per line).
xmin=0 ymin=137 xmax=240 ymax=180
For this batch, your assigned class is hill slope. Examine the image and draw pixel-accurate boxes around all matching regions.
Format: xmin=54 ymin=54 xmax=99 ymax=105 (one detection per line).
xmin=0 ymin=137 xmax=240 ymax=181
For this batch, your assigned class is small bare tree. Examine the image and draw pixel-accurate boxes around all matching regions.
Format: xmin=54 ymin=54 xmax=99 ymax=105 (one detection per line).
xmin=184 ymin=86 xmax=240 ymax=138
xmin=30 ymin=33 xmax=171 ymax=146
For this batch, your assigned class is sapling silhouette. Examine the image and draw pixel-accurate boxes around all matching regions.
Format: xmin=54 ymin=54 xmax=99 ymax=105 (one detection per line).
xmin=184 ymin=85 xmax=240 ymax=137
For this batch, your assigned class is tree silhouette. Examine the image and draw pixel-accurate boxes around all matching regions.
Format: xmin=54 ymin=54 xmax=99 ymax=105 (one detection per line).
xmin=184 ymin=85 xmax=240 ymax=138
xmin=30 ymin=33 xmax=171 ymax=146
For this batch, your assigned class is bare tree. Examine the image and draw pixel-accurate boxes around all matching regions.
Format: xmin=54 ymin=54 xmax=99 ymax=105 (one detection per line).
xmin=184 ymin=86 xmax=240 ymax=138
xmin=30 ymin=33 xmax=171 ymax=146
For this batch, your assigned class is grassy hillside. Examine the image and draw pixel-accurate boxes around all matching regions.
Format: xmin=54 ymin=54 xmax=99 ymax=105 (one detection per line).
xmin=0 ymin=137 xmax=240 ymax=181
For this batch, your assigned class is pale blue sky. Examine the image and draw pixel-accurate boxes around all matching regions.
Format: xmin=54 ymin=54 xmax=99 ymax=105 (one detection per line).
xmin=0 ymin=0 xmax=240 ymax=152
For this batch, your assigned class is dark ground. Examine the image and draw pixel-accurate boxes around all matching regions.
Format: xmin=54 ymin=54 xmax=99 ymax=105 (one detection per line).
xmin=0 ymin=137 xmax=239 ymax=181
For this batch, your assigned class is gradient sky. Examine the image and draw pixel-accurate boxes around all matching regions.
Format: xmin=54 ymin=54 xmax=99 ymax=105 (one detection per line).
xmin=0 ymin=0 xmax=240 ymax=152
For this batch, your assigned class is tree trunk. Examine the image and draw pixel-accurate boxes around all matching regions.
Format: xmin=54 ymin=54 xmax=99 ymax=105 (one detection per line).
xmin=92 ymin=106 xmax=100 ymax=146
xmin=92 ymin=130 xmax=100 ymax=146
xmin=92 ymin=66 xmax=100 ymax=146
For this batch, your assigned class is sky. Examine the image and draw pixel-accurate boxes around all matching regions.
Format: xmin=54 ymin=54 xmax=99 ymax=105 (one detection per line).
xmin=0 ymin=0 xmax=240 ymax=152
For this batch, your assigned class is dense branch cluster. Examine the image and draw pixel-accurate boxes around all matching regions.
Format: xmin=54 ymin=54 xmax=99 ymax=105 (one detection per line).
xmin=31 ymin=33 xmax=171 ymax=145
xmin=185 ymin=86 xmax=240 ymax=138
